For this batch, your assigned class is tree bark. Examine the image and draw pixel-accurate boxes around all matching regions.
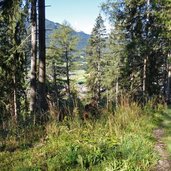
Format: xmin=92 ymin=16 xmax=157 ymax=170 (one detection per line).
xmin=97 ymin=48 xmax=101 ymax=103
xmin=167 ymin=65 xmax=171 ymax=103
xmin=66 ymin=49 xmax=70 ymax=96
xmin=52 ymin=60 xmax=57 ymax=87
xmin=38 ymin=0 xmax=48 ymax=112
xmin=143 ymin=57 xmax=147 ymax=94
xmin=13 ymin=74 xmax=18 ymax=122
xmin=30 ymin=0 xmax=37 ymax=113
xmin=115 ymin=78 xmax=119 ymax=107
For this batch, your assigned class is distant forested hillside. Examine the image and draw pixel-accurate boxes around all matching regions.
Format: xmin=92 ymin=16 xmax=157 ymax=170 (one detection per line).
xmin=45 ymin=19 xmax=90 ymax=50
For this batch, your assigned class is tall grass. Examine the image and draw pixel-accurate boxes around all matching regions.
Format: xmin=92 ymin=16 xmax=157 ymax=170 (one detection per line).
xmin=0 ymin=99 xmax=160 ymax=170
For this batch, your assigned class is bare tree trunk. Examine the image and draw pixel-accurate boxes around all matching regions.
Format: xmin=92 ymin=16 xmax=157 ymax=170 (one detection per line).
xmin=97 ymin=60 xmax=101 ymax=103
xmin=143 ymin=57 xmax=147 ymax=94
xmin=143 ymin=0 xmax=150 ymax=97
xmin=115 ymin=78 xmax=119 ymax=107
xmin=38 ymin=0 xmax=48 ymax=112
xmin=52 ymin=60 xmax=57 ymax=87
xmin=52 ymin=60 xmax=58 ymax=103
xmin=106 ymin=88 xmax=109 ymax=110
xmin=66 ymin=49 xmax=70 ymax=97
xmin=30 ymin=0 xmax=37 ymax=113
xmin=167 ymin=65 xmax=171 ymax=103
xmin=97 ymin=49 xmax=101 ymax=103
xmin=13 ymin=74 xmax=18 ymax=122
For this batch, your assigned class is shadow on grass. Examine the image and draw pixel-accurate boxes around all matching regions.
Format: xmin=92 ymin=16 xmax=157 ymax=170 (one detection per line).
xmin=160 ymin=108 xmax=171 ymax=129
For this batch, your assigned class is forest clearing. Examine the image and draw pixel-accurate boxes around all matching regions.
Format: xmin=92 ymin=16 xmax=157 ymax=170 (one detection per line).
xmin=0 ymin=0 xmax=171 ymax=170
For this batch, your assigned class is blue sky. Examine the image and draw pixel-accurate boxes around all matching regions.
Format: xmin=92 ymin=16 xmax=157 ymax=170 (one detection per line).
xmin=46 ymin=0 xmax=108 ymax=34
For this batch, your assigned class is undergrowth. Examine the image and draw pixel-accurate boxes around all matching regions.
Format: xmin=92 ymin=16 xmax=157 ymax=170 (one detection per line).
xmin=0 ymin=101 xmax=164 ymax=171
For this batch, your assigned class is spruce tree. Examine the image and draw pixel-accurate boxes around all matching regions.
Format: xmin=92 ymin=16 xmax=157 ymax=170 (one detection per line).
xmin=102 ymin=0 xmax=171 ymax=101
xmin=47 ymin=22 xmax=79 ymax=99
xmin=0 ymin=0 xmax=29 ymax=122
xmin=86 ymin=14 xmax=107 ymax=104
xmin=103 ymin=24 xmax=126 ymax=107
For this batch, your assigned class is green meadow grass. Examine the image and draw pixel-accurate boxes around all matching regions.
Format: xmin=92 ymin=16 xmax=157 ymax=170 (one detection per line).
xmin=157 ymin=106 xmax=171 ymax=158
xmin=0 ymin=103 xmax=161 ymax=171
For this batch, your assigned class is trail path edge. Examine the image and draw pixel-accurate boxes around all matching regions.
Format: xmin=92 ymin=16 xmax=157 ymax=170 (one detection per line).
xmin=153 ymin=128 xmax=171 ymax=171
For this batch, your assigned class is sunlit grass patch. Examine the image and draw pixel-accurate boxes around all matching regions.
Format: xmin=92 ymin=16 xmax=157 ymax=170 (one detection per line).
xmin=0 ymin=102 xmax=160 ymax=170
xmin=71 ymin=69 xmax=86 ymax=84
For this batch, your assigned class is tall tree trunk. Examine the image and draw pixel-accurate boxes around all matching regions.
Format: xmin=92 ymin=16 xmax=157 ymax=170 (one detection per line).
xmin=167 ymin=65 xmax=171 ymax=102
xmin=52 ymin=60 xmax=58 ymax=103
xmin=52 ymin=60 xmax=57 ymax=87
xmin=66 ymin=49 xmax=70 ymax=97
xmin=13 ymin=74 xmax=18 ymax=122
xmin=143 ymin=57 xmax=147 ymax=94
xmin=143 ymin=0 xmax=150 ymax=97
xmin=97 ymin=49 xmax=101 ymax=103
xmin=167 ymin=64 xmax=171 ymax=103
xmin=30 ymin=0 xmax=37 ymax=113
xmin=115 ymin=78 xmax=119 ymax=107
xmin=106 ymin=88 xmax=109 ymax=110
xmin=97 ymin=60 xmax=101 ymax=103
xmin=38 ymin=0 xmax=48 ymax=112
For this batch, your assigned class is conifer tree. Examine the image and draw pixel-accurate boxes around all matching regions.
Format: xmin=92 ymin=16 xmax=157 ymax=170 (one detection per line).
xmin=86 ymin=14 xmax=107 ymax=103
xmin=103 ymin=0 xmax=171 ymax=101
xmin=160 ymin=0 xmax=171 ymax=102
xmin=47 ymin=22 xmax=78 ymax=98
xmin=103 ymin=24 xmax=126 ymax=107
xmin=0 ymin=0 xmax=29 ymax=122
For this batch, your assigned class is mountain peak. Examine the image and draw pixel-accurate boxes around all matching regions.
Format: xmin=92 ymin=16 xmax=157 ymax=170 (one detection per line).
xmin=45 ymin=19 xmax=90 ymax=50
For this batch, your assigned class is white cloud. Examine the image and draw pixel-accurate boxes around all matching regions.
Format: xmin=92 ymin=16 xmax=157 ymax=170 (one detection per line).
xmin=71 ymin=20 xmax=93 ymax=34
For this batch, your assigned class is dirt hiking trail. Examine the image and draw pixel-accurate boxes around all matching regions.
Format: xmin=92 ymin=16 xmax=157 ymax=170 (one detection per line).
xmin=153 ymin=128 xmax=171 ymax=171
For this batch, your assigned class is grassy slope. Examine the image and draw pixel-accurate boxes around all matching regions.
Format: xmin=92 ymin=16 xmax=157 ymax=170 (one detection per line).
xmin=0 ymin=103 xmax=161 ymax=171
